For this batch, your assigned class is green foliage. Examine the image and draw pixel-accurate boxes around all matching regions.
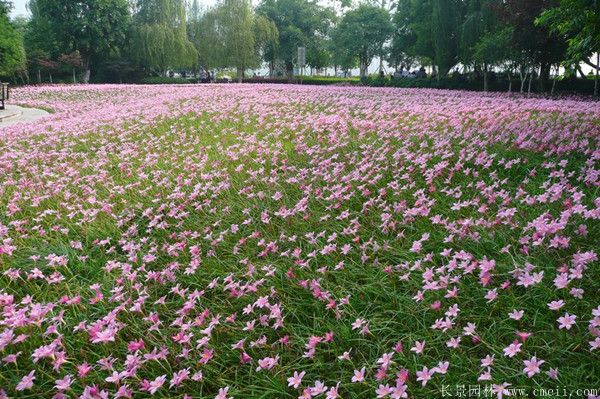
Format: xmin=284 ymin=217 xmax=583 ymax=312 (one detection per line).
xmin=140 ymin=76 xmax=196 ymax=84
xmin=131 ymin=0 xmax=197 ymax=74
xmin=331 ymin=4 xmax=392 ymax=78
xmin=473 ymin=26 xmax=513 ymax=67
xmin=306 ymin=37 xmax=331 ymax=71
xmin=257 ymin=0 xmax=334 ymax=74
xmin=0 ymin=5 xmax=26 ymax=77
xmin=537 ymin=0 xmax=600 ymax=59
xmin=365 ymin=74 xmax=599 ymax=94
xmin=431 ymin=0 xmax=459 ymax=77
xmin=459 ymin=0 xmax=497 ymax=66
xmin=31 ymin=0 xmax=131 ymax=82
xmin=298 ymin=75 xmax=359 ymax=85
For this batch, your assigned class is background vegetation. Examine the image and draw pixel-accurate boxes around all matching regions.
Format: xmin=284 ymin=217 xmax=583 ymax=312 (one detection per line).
xmin=0 ymin=0 xmax=598 ymax=95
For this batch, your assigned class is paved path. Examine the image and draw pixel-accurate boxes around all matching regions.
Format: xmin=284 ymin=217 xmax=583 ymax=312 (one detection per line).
xmin=0 ymin=104 xmax=50 ymax=128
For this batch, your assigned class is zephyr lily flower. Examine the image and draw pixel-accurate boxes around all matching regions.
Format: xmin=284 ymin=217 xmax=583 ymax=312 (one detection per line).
xmin=558 ymin=313 xmax=577 ymax=330
xmin=2 ymin=83 xmax=599 ymax=398
xmin=16 ymin=370 xmax=36 ymax=391
xmin=523 ymin=356 xmax=545 ymax=378
xmin=503 ymin=341 xmax=522 ymax=358
xmin=215 ymin=386 xmax=232 ymax=399
xmin=287 ymin=371 xmax=305 ymax=389
xmin=352 ymin=367 xmax=366 ymax=383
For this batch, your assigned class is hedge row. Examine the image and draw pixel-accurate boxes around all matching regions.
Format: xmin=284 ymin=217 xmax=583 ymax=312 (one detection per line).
xmin=364 ymin=75 xmax=598 ymax=95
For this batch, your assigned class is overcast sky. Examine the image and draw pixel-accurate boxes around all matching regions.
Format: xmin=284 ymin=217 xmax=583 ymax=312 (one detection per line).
xmin=9 ymin=0 xmax=27 ymax=17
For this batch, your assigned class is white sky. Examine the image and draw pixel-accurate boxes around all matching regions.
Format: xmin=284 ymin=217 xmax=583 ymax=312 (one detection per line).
xmin=9 ymin=0 xmax=28 ymax=17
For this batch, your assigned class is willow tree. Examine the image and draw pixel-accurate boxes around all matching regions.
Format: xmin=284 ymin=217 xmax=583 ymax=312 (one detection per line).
xmin=190 ymin=0 xmax=278 ymax=82
xmin=218 ymin=0 xmax=256 ymax=82
xmin=132 ymin=0 xmax=197 ymax=75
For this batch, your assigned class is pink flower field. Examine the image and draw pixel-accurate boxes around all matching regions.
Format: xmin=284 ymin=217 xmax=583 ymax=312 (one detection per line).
xmin=1 ymin=84 xmax=599 ymax=398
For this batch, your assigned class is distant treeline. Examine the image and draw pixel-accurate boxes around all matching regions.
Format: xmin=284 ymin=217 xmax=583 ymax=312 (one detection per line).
xmin=0 ymin=0 xmax=598 ymax=96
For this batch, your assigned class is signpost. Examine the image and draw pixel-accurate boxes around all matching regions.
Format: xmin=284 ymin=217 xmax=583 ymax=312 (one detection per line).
xmin=298 ymin=47 xmax=306 ymax=84
xmin=0 ymin=83 xmax=8 ymax=110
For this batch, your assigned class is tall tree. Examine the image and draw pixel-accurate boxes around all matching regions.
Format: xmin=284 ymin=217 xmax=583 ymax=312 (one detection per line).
xmin=257 ymin=0 xmax=334 ymax=76
xmin=307 ymin=37 xmax=331 ymax=74
xmin=24 ymin=0 xmax=58 ymax=82
xmin=473 ymin=26 xmax=514 ymax=91
xmin=132 ymin=0 xmax=197 ymax=75
xmin=218 ymin=0 xmax=256 ymax=82
xmin=0 ymin=1 xmax=26 ymax=78
xmin=431 ymin=0 xmax=460 ymax=78
xmin=30 ymin=0 xmax=130 ymax=83
xmin=494 ymin=0 xmax=567 ymax=91
xmin=391 ymin=0 xmax=435 ymax=71
xmin=189 ymin=0 xmax=278 ymax=82
xmin=388 ymin=0 xmax=418 ymax=72
xmin=332 ymin=4 xmax=392 ymax=78
xmin=189 ymin=8 xmax=222 ymax=75
xmin=460 ymin=0 xmax=497 ymax=68
xmin=537 ymin=0 xmax=600 ymax=96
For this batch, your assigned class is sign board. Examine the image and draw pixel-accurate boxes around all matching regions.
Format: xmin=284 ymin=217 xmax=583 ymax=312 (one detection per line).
xmin=298 ymin=47 xmax=306 ymax=67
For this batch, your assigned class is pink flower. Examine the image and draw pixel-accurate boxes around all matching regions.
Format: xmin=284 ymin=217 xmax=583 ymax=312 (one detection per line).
xmin=508 ymin=309 xmax=524 ymax=320
xmin=523 ymin=356 xmax=545 ymax=377
xmin=16 ymin=370 xmax=36 ymax=391
xmin=215 ymin=386 xmax=232 ymax=399
xmin=557 ymin=313 xmax=577 ymax=330
xmin=548 ymin=300 xmax=565 ymax=311
xmin=416 ymin=366 xmax=433 ymax=386
xmin=546 ymin=368 xmax=559 ymax=380
xmin=77 ymin=362 xmax=92 ymax=377
xmin=376 ymin=384 xmax=393 ymax=398
xmin=256 ymin=355 xmax=279 ymax=372
xmin=481 ymin=354 xmax=494 ymax=367
xmin=54 ymin=374 xmax=73 ymax=391
xmin=410 ymin=340 xmax=425 ymax=354
xmin=352 ymin=367 xmax=365 ymax=383
xmin=326 ymin=383 xmax=340 ymax=399
xmin=432 ymin=361 xmax=449 ymax=374
xmin=310 ymin=381 xmax=328 ymax=396
xmin=492 ymin=383 xmax=512 ymax=399
xmin=287 ymin=371 xmax=305 ymax=389
xmin=147 ymin=375 xmax=166 ymax=395
xmin=503 ymin=341 xmax=522 ymax=358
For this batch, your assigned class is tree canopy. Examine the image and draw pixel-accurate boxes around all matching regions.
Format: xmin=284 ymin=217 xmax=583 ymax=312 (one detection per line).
xmin=332 ymin=4 xmax=393 ymax=78
xmin=0 ymin=1 xmax=26 ymax=77
xmin=0 ymin=0 xmax=595 ymax=95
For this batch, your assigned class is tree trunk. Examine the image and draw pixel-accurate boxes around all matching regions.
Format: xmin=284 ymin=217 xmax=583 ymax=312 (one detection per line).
xmin=551 ymin=64 xmax=558 ymax=96
xmin=37 ymin=69 xmax=41 ymax=84
xmin=237 ymin=67 xmax=243 ymax=83
xmin=360 ymin=58 xmax=368 ymax=79
xmin=507 ymin=70 xmax=512 ymax=94
xmin=82 ymin=57 xmax=91 ymax=84
xmin=483 ymin=63 xmax=488 ymax=92
xmin=73 ymin=68 xmax=77 ymax=84
xmin=527 ymin=71 xmax=533 ymax=96
xmin=519 ymin=70 xmax=527 ymax=93
xmin=539 ymin=62 xmax=551 ymax=93
xmin=49 ymin=73 xmax=53 ymax=84
xmin=595 ymin=53 xmax=599 ymax=98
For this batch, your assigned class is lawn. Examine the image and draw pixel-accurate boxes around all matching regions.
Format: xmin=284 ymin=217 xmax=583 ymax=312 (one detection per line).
xmin=0 ymin=84 xmax=599 ymax=398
